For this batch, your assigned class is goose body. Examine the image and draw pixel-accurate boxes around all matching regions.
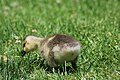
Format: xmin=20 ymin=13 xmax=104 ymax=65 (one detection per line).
xmin=21 ymin=34 xmax=81 ymax=69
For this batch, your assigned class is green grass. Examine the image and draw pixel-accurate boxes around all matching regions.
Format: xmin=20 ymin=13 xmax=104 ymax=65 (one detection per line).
xmin=0 ymin=0 xmax=120 ymax=80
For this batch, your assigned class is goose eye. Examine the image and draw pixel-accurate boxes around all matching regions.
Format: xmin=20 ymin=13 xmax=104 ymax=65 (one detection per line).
xmin=26 ymin=43 xmax=29 ymax=45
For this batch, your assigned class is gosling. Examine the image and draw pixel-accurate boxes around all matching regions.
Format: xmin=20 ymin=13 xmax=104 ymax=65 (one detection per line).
xmin=21 ymin=34 xmax=81 ymax=70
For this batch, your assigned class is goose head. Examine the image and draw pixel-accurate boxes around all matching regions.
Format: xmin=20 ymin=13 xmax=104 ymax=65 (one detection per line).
xmin=21 ymin=36 xmax=44 ymax=57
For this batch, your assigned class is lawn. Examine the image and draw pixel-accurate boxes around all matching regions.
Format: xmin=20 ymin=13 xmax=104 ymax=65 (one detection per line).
xmin=0 ymin=0 xmax=120 ymax=80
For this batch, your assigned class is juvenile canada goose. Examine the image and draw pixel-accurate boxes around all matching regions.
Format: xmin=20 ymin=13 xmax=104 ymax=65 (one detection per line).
xmin=21 ymin=34 xmax=81 ymax=70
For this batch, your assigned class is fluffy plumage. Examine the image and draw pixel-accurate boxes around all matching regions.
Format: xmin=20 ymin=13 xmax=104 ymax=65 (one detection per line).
xmin=21 ymin=34 xmax=81 ymax=70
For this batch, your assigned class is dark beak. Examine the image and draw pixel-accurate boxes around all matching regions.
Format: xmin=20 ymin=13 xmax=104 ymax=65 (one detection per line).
xmin=21 ymin=50 xmax=26 ymax=57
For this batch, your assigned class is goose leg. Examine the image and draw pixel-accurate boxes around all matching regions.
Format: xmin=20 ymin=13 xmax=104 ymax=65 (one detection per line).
xmin=48 ymin=51 xmax=57 ymax=67
xmin=71 ymin=56 xmax=78 ymax=70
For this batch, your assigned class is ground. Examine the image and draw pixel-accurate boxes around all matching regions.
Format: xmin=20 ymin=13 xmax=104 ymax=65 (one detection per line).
xmin=0 ymin=0 xmax=120 ymax=80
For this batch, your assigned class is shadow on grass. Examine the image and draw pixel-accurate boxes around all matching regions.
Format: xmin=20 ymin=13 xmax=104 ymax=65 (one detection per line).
xmin=27 ymin=57 xmax=76 ymax=74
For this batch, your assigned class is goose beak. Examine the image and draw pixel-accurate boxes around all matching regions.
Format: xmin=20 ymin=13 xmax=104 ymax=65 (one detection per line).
xmin=21 ymin=50 xmax=26 ymax=57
